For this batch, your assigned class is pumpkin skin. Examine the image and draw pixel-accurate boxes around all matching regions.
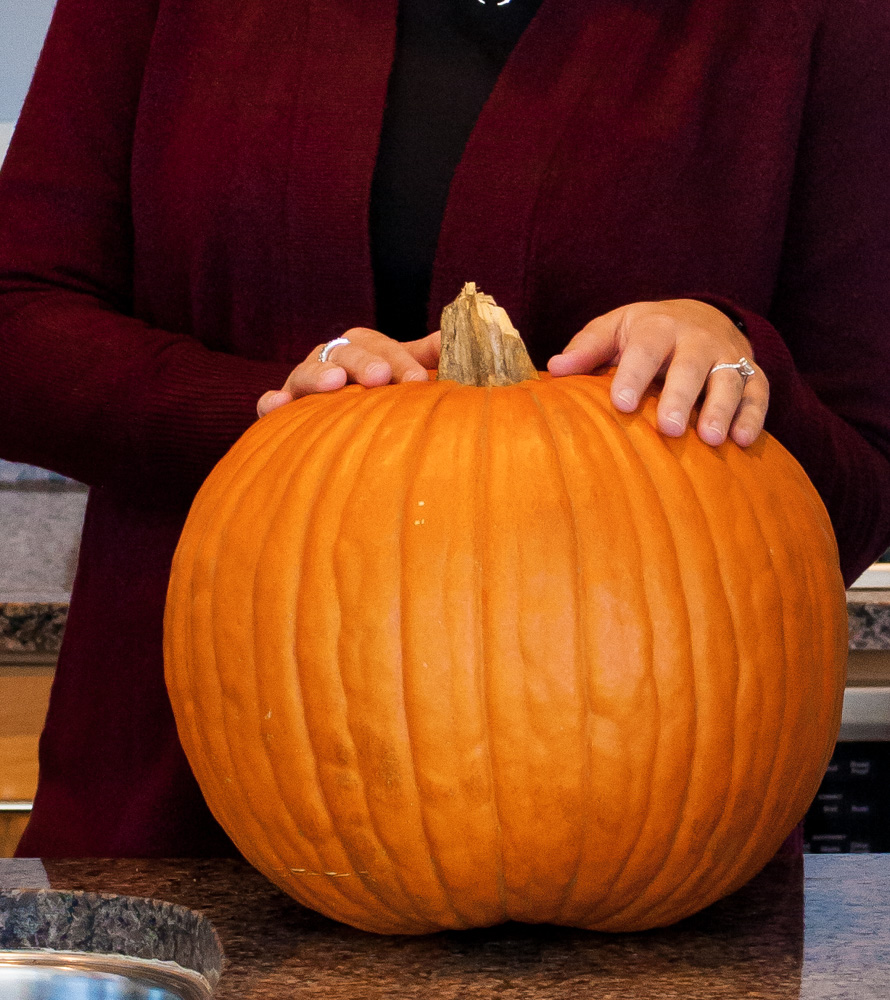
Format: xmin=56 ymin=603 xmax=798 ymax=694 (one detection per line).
xmin=164 ymin=371 xmax=846 ymax=935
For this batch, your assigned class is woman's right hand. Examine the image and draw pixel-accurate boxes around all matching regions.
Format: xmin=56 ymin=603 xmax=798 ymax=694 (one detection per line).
xmin=257 ymin=328 xmax=441 ymax=417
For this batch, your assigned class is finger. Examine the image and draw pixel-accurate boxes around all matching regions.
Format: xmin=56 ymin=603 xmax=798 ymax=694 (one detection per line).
xmin=403 ymin=330 xmax=441 ymax=372
xmin=728 ymin=373 xmax=769 ymax=447
xmin=284 ymin=357 xmax=349 ymax=397
xmin=699 ymin=365 xmax=768 ymax=448
xmin=694 ymin=367 xmax=747 ymax=446
xmin=547 ymin=312 xmax=622 ymax=376
xmin=257 ymin=390 xmax=294 ymax=419
xmin=385 ymin=334 xmax=435 ymax=382
xmin=609 ymin=314 xmax=677 ymax=411
xmin=338 ymin=328 xmax=432 ymax=384
xmin=314 ymin=338 xmax=395 ymax=387
xmin=655 ymin=354 xmax=713 ymax=437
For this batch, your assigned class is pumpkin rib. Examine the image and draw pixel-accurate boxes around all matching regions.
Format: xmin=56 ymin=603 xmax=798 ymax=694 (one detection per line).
xmin=248 ymin=391 xmax=423 ymax=927
xmin=598 ymin=435 xmax=778 ymax=927
xmin=210 ymin=393 xmax=423 ymax=929
xmin=773 ymin=477 xmax=847 ymax=806
xmin=649 ymin=442 xmax=793 ymax=920
xmin=168 ymin=409 xmax=325 ymax=896
xmin=388 ymin=383 xmax=477 ymax=927
xmin=580 ymin=397 xmax=695 ymax=926
xmin=212 ymin=394 xmax=404 ymax=925
xmin=474 ymin=386 xmax=510 ymax=923
xmin=550 ymin=380 xmax=685 ymax=928
xmin=707 ymin=445 xmax=826 ymax=882
xmin=590 ymin=419 xmax=772 ymax=928
xmin=520 ymin=381 xmax=631 ymax=925
xmin=341 ymin=384 xmax=479 ymax=929
xmin=306 ymin=386 xmax=449 ymax=929
xmin=793 ymin=487 xmax=841 ymax=746
xmin=395 ymin=382 xmax=508 ymax=927
xmin=600 ymin=437 xmax=742 ymax=925
xmin=434 ymin=382 xmax=512 ymax=927
xmin=524 ymin=381 xmax=595 ymax=924
xmin=711 ymin=447 xmax=842 ymax=854
xmin=535 ymin=381 xmax=623 ymax=926
xmin=168 ymin=401 xmax=318 ymax=868
xmin=486 ymin=381 xmax=589 ymax=923
xmin=238 ymin=399 xmax=359 ymax=908
xmin=679 ymin=443 xmax=832 ymax=913
xmin=582 ymin=385 xmax=676 ymax=918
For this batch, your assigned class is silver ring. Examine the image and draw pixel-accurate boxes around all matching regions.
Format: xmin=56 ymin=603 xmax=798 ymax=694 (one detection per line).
xmin=708 ymin=357 xmax=756 ymax=385
xmin=318 ymin=337 xmax=350 ymax=363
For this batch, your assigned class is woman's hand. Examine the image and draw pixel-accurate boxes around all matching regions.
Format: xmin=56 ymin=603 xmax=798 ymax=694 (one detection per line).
xmin=547 ymin=299 xmax=769 ymax=447
xmin=257 ymin=328 xmax=441 ymax=417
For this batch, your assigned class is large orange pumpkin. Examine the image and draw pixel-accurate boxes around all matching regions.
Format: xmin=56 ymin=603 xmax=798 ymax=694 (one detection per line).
xmin=164 ymin=285 xmax=846 ymax=934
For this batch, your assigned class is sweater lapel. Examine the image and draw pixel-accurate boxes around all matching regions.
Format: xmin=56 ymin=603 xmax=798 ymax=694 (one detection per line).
xmin=286 ymin=0 xmax=398 ymax=341
xmin=428 ymin=0 xmax=664 ymax=356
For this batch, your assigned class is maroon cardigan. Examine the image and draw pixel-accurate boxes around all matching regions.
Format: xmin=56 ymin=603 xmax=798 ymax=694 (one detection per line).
xmin=2 ymin=0 xmax=889 ymax=857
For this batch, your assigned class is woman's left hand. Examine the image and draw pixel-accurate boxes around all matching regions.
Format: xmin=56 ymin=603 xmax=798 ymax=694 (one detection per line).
xmin=547 ymin=299 xmax=769 ymax=447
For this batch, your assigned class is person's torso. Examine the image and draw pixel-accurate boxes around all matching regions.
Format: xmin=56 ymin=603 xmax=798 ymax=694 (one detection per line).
xmin=130 ymin=0 xmax=818 ymax=368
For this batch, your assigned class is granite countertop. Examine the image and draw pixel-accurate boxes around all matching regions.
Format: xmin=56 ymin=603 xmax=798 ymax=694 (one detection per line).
xmin=0 ymin=854 xmax=887 ymax=999
xmin=2 ymin=590 xmax=889 ymax=656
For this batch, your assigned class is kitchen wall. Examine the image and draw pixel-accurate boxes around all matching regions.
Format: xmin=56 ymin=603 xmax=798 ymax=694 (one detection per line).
xmin=1 ymin=0 xmax=56 ymax=159
xmin=0 ymin=0 xmax=56 ymax=120
xmin=1 ymin=0 xmax=86 ymax=601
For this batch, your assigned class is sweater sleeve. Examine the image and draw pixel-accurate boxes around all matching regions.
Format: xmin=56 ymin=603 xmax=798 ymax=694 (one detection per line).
xmin=702 ymin=0 xmax=890 ymax=587
xmin=0 ymin=0 xmax=295 ymax=505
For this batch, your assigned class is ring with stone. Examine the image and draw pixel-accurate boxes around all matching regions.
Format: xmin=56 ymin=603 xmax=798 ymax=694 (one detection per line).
xmin=708 ymin=357 xmax=756 ymax=385
xmin=318 ymin=337 xmax=350 ymax=363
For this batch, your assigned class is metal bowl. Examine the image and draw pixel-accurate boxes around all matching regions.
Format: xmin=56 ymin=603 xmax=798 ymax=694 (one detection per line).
xmin=0 ymin=950 xmax=211 ymax=999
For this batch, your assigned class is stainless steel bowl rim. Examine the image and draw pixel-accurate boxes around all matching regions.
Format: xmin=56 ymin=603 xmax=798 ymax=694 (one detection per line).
xmin=0 ymin=948 xmax=213 ymax=1000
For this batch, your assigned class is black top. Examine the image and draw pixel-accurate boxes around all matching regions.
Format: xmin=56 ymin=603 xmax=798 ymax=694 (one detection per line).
xmin=370 ymin=0 xmax=545 ymax=340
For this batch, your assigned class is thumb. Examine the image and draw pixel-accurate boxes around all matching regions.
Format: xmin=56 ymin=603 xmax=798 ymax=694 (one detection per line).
xmin=547 ymin=310 xmax=623 ymax=377
xmin=404 ymin=329 xmax=442 ymax=369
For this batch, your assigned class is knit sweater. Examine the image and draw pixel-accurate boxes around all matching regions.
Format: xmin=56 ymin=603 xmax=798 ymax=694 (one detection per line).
xmin=1 ymin=0 xmax=889 ymax=856
xmin=371 ymin=0 xmax=544 ymax=338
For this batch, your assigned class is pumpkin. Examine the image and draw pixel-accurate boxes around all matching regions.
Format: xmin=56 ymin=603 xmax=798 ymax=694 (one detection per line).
xmin=164 ymin=284 xmax=847 ymax=934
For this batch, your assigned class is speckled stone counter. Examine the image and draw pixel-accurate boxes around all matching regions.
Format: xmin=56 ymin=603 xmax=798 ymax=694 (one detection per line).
xmin=2 ymin=592 xmax=888 ymax=656
xmin=0 ymin=602 xmax=67 ymax=656
xmin=0 ymin=854 xmax=887 ymax=999
xmin=848 ymin=591 xmax=890 ymax=650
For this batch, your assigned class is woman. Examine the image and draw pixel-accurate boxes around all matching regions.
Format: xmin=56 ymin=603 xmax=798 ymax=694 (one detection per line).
xmin=1 ymin=0 xmax=888 ymax=856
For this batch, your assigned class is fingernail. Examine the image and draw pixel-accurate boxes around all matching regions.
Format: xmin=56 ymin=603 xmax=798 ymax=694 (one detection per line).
xmin=616 ymin=389 xmax=637 ymax=409
xmin=664 ymin=411 xmax=684 ymax=433
xmin=703 ymin=422 xmax=725 ymax=445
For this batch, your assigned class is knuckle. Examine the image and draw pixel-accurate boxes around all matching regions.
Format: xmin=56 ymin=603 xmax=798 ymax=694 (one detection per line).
xmin=624 ymin=340 xmax=665 ymax=381
xmin=638 ymin=312 xmax=681 ymax=342
xmin=669 ymin=356 xmax=707 ymax=384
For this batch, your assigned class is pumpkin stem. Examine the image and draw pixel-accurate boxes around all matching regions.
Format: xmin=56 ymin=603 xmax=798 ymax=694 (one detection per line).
xmin=438 ymin=282 xmax=539 ymax=386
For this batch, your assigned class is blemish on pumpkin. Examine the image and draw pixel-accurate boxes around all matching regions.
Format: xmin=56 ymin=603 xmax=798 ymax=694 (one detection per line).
xmin=288 ymin=868 xmax=369 ymax=878
xmin=264 ymin=710 xmax=272 ymax=720
xmin=418 ymin=500 xmax=425 ymax=506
